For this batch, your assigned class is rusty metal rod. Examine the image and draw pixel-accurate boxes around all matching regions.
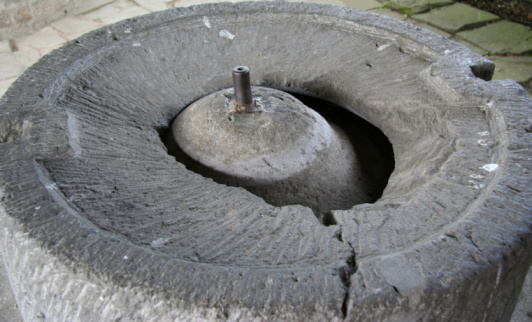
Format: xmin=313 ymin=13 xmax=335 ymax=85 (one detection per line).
xmin=232 ymin=66 xmax=253 ymax=108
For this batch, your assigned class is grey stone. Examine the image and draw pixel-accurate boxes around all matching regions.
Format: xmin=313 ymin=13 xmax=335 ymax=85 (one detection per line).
xmin=457 ymin=21 xmax=532 ymax=55
xmin=413 ymin=3 xmax=499 ymax=33
xmin=386 ymin=0 xmax=453 ymax=14
xmin=0 ymin=2 xmax=531 ymax=321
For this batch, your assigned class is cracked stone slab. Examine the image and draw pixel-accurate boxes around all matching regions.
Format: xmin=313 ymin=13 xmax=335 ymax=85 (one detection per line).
xmin=0 ymin=2 xmax=531 ymax=321
xmin=457 ymin=21 xmax=532 ymax=55
xmin=386 ymin=0 xmax=453 ymax=14
xmin=413 ymin=3 xmax=499 ymax=33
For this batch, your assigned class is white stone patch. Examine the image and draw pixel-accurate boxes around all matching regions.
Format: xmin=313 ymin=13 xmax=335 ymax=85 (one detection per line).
xmin=150 ymin=237 xmax=171 ymax=249
xmin=123 ymin=255 xmax=128 ymax=260
xmin=203 ymin=16 xmax=211 ymax=29
xmin=377 ymin=43 xmax=391 ymax=51
xmin=219 ymin=30 xmax=235 ymax=40
xmin=468 ymin=180 xmax=485 ymax=190
xmin=132 ymin=42 xmax=141 ymax=47
xmin=477 ymin=131 xmax=490 ymax=136
xmin=444 ymin=49 xmax=451 ymax=54
xmin=477 ymin=139 xmax=488 ymax=146
xmin=124 ymin=28 xmax=132 ymax=34
xmin=469 ymin=174 xmax=484 ymax=179
xmin=481 ymin=164 xmax=499 ymax=172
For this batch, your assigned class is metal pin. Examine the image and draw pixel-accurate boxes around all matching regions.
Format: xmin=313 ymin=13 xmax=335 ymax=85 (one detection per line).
xmin=232 ymin=66 xmax=254 ymax=112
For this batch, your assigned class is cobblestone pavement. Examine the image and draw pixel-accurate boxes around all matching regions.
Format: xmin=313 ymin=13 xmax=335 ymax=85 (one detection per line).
xmin=0 ymin=0 xmax=531 ymax=321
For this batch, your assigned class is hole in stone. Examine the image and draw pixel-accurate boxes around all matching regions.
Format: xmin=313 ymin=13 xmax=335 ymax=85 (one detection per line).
xmin=160 ymin=91 xmax=394 ymax=219
xmin=470 ymin=62 xmax=495 ymax=81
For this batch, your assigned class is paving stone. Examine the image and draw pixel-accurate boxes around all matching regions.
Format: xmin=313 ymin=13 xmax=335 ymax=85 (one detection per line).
xmin=457 ymin=21 xmax=532 ymax=55
xmin=17 ymin=26 xmax=66 ymax=55
xmin=69 ymin=0 xmax=115 ymax=16
xmin=413 ymin=22 xmax=451 ymax=38
xmin=386 ymin=0 xmax=453 ymax=14
xmin=81 ymin=3 xmax=122 ymax=21
xmin=133 ymin=0 xmax=172 ymax=12
xmin=413 ymin=3 xmax=498 ymax=33
xmin=12 ymin=45 xmax=40 ymax=68
xmin=114 ymin=0 xmax=139 ymax=10
xmin=282 ymin=0 xmax=344 ymax=7
xmin=489 ymin=56 xmax=532 ymax=83
xmin=340 ymin=0 xmax=382 ymax=10
xmin=52 ymin=17 xmax=102 ymax=41
xmin=0 ymin=40 xmax=9 ymax=53
xmin=452 ymin=37 xmax=489 ymax=56
xmin=369 ymin=8 xmax=409 ymax=20
xmin=100 ymin=6 xmax=150 ymax=25
xmin=0 ymin=53 xmax=25 ymax=80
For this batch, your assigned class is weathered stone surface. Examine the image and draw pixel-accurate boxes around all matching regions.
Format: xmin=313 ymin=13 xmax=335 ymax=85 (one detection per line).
xmin=457 ymin=21 xmax=532 ymax=55
xmin=0 ymin=3 xmax=531 ymax=321
xmin=413 ymin=3 xmax=499 ymax=33
xmin=386 ymin=0 xmax=453 ymax=14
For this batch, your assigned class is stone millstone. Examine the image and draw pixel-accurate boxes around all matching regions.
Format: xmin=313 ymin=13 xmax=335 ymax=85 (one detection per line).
xmin=0 ymin=2 xmax=531 ymax=321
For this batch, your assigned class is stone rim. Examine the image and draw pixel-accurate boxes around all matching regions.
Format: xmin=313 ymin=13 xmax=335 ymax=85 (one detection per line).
xmin=0 ymin=2 xmax=530 ymax=320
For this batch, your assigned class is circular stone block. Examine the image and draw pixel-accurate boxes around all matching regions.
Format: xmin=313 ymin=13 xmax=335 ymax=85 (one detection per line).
xmin=0 ymin=2 xmax=531 ymax=321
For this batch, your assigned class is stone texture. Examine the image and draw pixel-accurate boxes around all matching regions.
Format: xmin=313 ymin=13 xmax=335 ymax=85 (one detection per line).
xmin=80 ymin=3 xmax=122 ymax=20
xmin=0 ymin=253 xmax=21 ymax=322
xmin=68 ymin=0 xmax=115 ymax=16
xmin=414 ymin=22 xmax=451 ymax=37
xmin=490 ymin=56 xmax=532 ymax=83
xmin=16 ymin=26 xmax=66 ymax=55
xmin=133 ymin=0 xmax=172 ymax=12
xmin=51 ymin=17 xmax=101 ymax=41
xmin=0 ymin=77 xmax=16 ymax=97
xmin=413 ymin=3 xmax=499 ymax=33
xmin=12 ymin=45 xmax=41 ymax=68
xmin=0 ymin=53 xmax=25 ymax=79
xmin=1 ymin=3 xmax=531 ymax=321
xmin=511 ymin=264 xmax=532 ymax=322
xmin=457 ymin=21 xmax=532 ymax=55
xmin=0 ymin=40 xmax=10 ymax=53
xmin=99 ymin=5 xmax=149 ymax=24
xmin=386 ymin=0 xmax=453 ymax=14
xmin=369 ymin=7 xmax=409 ymax=20
xmin=453 ymin=37 xmax=489 ymax=55
xmin=340 ymin=0 xmax=381 ymax=10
